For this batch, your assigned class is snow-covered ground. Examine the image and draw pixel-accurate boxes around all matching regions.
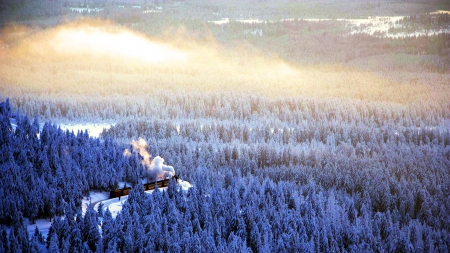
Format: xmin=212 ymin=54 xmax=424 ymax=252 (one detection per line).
xmin=10 ymin=119 xmax=115 ymax=139
xmin=209 ymin=15 xmax=450 ymax=38
xmin=22 ymin=192 xmax=110 ymax=239
xmin=23 ymin=179 xmax=192 ymax=238
xmin=340 ymin=16 xmax=450 ymax=38
xmin=58 ymin=122 xmax=115 ymax=138
xmin=26 ymin=219 xmax=52 ymax=240
xmin=95 ymin=179 xmax=192 ymax=219
xmin=69 ymin=7 xmax=103 ymax=13
xmin=82 ymin=191 xmax=111 ymax=213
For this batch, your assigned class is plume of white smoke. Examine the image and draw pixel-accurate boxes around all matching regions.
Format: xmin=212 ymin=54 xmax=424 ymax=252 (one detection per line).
xmin=150 ymin=156 xmax=176 ymax=179
xmin=132 ymin=138 xmax=152 ymax=168
xmin=123 ymin=138 xmax=176 ymax=181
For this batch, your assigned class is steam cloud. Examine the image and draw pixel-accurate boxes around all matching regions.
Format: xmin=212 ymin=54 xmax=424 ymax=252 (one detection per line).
xmin=150 ymin=156 xmax=175 ymax=179
xmin=123 ymin=138 xmax=175 ymax=181
xmin=47 ymin=25 xmax=186 ymax=64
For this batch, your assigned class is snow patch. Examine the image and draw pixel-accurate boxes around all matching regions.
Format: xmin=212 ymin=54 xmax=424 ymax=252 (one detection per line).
xmin=58 ymin=122 xmax=115 ymax=138
xmin=178 ymin=179 xmax=193 ymax=192
xmin=94 ymin=188 xmax=165 ymax=219
xmin=95 ymin=179 xmax=192 ymax=219
xmin=26 ymin=219 xmax=52 ymax=240
xmin=81 ymin=191 xmax=110 ymax=213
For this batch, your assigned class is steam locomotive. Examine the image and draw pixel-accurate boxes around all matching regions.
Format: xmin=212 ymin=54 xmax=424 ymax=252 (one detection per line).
xmin=109 ymin=175 xmax=178 ymax=199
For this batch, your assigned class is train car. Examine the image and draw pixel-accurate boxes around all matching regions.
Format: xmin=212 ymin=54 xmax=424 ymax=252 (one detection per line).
xmin=109 ymin=176 xmax=178 ymax=199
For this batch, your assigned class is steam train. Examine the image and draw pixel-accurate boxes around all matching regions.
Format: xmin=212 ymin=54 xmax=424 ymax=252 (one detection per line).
xmin=109 ymin=176 xmax=178 ymax=199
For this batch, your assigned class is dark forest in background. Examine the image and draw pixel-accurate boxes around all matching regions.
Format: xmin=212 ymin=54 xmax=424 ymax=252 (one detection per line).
xmin=1 ymin=0 xmax=450 ymax=73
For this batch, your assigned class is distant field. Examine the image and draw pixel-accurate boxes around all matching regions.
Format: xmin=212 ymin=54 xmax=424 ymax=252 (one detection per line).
xmin=1 ymin=21 xmax=448 ymax=107
xmin=179 ymin=0 xmax=450 ymax=19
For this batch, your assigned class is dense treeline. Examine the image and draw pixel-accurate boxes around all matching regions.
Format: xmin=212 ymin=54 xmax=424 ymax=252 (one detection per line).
xmin=124 ymin=15 xmax=450 ymax=72
xmin=0 ymin=99 xmax=151 ymax=226
xmin=113 ymin=177 xmax=450 ymax=252
xmin=2 ymin=0 xmax=447 ymax=24
xmin=7 ymin=88 xmax=450 ymax=121
xmin=0 ymin=0 xmax=67 ymax=23
xmin=2 ymin=0 xmax=449 ymax=73
xmin=1 ymin=85 xmax=450 ymax=252
xmin=202 ymin=19 xmax=450 ymax=71
xmin=101 ymin=93 xmax=450 ymax=232
xmin=394 ymin=13 xmax=450 ymax=33
xmin=1 ymin=1 xmax=449 ymax=251
xmin=19 ymin=177 xmax=450 ymax=252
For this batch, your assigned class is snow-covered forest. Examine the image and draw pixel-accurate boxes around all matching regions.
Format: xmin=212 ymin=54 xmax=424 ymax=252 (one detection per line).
xmin=1 ymin=92 xmax=449 ymax=252
xmin=1 ymin=0 xmax=450 ymax=252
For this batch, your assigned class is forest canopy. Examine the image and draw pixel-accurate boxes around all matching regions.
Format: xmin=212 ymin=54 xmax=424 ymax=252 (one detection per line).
xmin=1 ymin=0 xmax=450 ymax=252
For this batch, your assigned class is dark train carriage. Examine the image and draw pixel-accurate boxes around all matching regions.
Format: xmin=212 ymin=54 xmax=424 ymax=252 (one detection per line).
xmin=109 ymin=176 xmax=177 ymax=199
xmin=109 ymin=187 xmax=131 ymax=198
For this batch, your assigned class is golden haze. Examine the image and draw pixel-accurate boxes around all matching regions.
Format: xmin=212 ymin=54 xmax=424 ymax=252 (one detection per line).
xmin=0 ymin=19 xmax=446 ymax=104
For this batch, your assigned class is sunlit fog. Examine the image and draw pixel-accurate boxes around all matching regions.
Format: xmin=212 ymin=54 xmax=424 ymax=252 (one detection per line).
xmin=0 ymin=20 xmax=439 ymax=103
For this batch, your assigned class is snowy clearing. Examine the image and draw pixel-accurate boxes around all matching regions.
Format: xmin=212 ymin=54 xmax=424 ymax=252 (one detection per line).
xmin=209 ymin=15 xmax=450 ymax=38
xmin=82 ymin=191 xmax=110 ymax=214
xmin=58 ymin=122 xmax=115 ymax=138
xmin=25 ymin=219 xmax=52 ymax=241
